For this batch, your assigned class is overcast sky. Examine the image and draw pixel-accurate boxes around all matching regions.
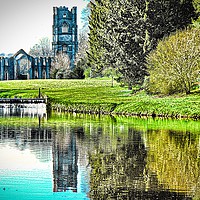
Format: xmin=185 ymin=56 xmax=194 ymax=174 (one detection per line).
xmin=0 ymin=0 xmax=88 ymax=54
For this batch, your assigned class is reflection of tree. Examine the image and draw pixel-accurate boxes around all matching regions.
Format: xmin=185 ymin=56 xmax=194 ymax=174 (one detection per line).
xmin=88 ymin=126 xmax=194 ymax=200
xmin=1 ymin=113 xmax=198 ymax=199
xmin=146 ymin=130 xmax=200 ymax=198
xmin=89 ymin=128 xmax=148 ymax=199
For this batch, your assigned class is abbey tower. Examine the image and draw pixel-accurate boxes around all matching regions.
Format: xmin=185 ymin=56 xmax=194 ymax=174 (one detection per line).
xmin=52 ymin=6 xmax=78 ymax=69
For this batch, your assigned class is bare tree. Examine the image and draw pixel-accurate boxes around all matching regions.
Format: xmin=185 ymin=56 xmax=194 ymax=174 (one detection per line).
xmin=29 ymin=37 xmax=53 ymax=57
xmin=75 ymin=31 xmax=88 ymax=65
xmin=50 ymin=52 xmax=71 ymax=79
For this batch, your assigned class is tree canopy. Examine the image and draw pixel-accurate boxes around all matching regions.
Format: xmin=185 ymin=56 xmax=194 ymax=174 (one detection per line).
xmin=29 ymin=37 xmax=53 ymax=57
xmin=87 ymin=0 xmax=197 ymax=87
xmin=50 ymin=53 xmax=71 ymax=79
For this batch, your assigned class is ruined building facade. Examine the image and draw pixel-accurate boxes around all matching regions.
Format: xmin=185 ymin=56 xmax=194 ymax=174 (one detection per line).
xmin=0 ymin=6 xmax=78 ymax=80
xmin=0 ymin=49 xmax=51 ymax=80
xmin=52 ymin=6 xmax=78 ymax=69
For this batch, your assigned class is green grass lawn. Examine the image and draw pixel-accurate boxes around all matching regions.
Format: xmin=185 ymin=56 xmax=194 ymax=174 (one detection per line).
xmin=0 ymin=79 xmax=199 ymax=118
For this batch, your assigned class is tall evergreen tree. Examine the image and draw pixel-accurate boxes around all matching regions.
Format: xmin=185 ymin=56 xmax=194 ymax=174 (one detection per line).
xmin=103 ymin=0 xmax=150 ymax=86
xmin=192 ymin=0 xmax=200 ymax=27
xmin=87 ymin=0 xmax=196 ymax=86
xmin=147 ymin=0 xmax=197 ymax=49
xmin=87 ymin=0 xmax=110 ymax=76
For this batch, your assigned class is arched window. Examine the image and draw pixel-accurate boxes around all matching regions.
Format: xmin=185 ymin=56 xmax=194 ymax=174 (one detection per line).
xmin=62 ymin=22 xmax=68 ymax=33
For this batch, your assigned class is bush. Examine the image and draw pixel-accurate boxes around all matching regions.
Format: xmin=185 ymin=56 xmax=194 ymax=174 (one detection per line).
xmin=69 ymin=65 xmax=85 ymax=79
xmin=146 ymin=28 xmax=200 ymax=95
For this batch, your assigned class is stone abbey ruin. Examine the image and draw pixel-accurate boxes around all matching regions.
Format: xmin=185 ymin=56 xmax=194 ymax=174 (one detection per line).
xmin=0 ymin=6 xmax=78 ymax=80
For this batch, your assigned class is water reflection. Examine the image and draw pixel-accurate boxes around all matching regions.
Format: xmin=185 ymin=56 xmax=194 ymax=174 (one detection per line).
xmin=89 ymin=129 xmax=147 ymax=199
xmin=0 ymin=103 xmax=46 ymax=118
xmin=88 ymin=127 xmax=193 ymax=200
xmin=53 ymin=129 xmax=78 ymax=192
xmin=146 ymin=129 xmax=200 ymax=198
xmin=0 ymin=123 xmax=52 ymax=169
xmin=0 ymin=111 xmax=199 ymax=199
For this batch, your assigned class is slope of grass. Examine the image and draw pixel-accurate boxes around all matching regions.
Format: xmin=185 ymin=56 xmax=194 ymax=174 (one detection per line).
xmin=0 ymin=79 xmax=199 ymax=118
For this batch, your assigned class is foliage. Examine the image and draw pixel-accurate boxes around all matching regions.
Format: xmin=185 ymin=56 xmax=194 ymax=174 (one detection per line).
xmin=87 ymin=0 xmax=109 ymax=73
xmin=104 ymin=0 xmax=150 ymax=87
xmin=193 ymin=0 xmax=200 ymax=14
xmin=147 ymin=28 xmax=200 ymax=95
xmin=29 ymin=37 xmax=53 ymax=57
xmin=192 ymin=0 xmax=200 ymax=28
xmin=87 ymin=0 xmax=149 ymax=85
xmin=50 ymin=53 xmax=71 ymax=79
xmin=84 ymin=67 xmax=92 ymax=78
xmin=147 ymin=0 xmax=197 ymax=49
xmin=69 ymin=65 xmax=85 ymax=79
xmin=192 ymin=16 xmax=200 ymax=29
xmin=87 ymin=0 xmax=196 ymax=87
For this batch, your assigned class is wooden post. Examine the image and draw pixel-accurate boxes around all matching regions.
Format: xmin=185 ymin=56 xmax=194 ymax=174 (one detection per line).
xmin=39 ymin=88 xmax=41 ymax=98
xmin=112 ymin=75 xmax=114 ymax=87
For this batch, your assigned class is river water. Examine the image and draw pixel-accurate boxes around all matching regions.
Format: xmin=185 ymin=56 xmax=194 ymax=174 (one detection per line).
xmin=0 ymin=107 xmax=200 ymax=200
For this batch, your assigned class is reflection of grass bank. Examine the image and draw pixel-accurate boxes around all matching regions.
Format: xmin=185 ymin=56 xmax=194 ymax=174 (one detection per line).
xmin=47 ymin=112 xmax=200 ymax=133
xmin=114 ymin=116 xmax=200 ymax=134
xmin=1 ymin=112 xmax=200 ymax=135
xmin=0 ymin=79 xmax=199 ymax=118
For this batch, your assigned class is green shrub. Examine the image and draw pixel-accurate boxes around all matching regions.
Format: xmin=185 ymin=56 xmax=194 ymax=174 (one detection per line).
xmin=147 ymin=28 xmax=200 ymax=95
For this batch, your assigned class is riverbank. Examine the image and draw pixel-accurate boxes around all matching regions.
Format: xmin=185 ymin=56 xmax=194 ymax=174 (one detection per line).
xmin=0 ymin=79 xmax=199 ymax=119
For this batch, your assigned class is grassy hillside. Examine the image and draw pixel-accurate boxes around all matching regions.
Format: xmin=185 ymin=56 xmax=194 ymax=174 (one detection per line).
xmin=0 ymin=79 xmax=199 ymax=118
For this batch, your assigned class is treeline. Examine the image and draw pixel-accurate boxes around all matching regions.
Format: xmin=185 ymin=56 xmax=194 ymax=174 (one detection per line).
xmin=86 ymin=0 xmax=199 ymax=94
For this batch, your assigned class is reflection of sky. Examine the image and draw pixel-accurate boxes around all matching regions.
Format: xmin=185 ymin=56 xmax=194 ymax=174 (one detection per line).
xmin=0 ymin=146 xmax=50 ymax=170
xmin=0 ymin=144 xmax=89 ymax=199
xmin=78 ymin=167 xmax=90 ymax=195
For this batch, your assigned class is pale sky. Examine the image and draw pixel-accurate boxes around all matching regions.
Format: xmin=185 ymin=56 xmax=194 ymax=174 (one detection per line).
xmin=0 ymin=0 xmax=88 ymax=54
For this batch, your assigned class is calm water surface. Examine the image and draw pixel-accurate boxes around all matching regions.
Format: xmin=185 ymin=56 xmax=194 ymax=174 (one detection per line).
xmin=0 ymin=109 xmax=200 ymax=200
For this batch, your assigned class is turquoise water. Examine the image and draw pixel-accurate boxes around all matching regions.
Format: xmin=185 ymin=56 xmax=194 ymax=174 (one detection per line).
xmin=0 ymin=142 xmax=89 ymax=200
xmin=0 ymin=150 xmax=89 ymax=200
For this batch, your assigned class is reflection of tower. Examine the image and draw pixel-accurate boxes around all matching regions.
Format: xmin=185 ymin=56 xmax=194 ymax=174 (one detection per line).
xmin=53 ymin=130 xmax=78 ymax=192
